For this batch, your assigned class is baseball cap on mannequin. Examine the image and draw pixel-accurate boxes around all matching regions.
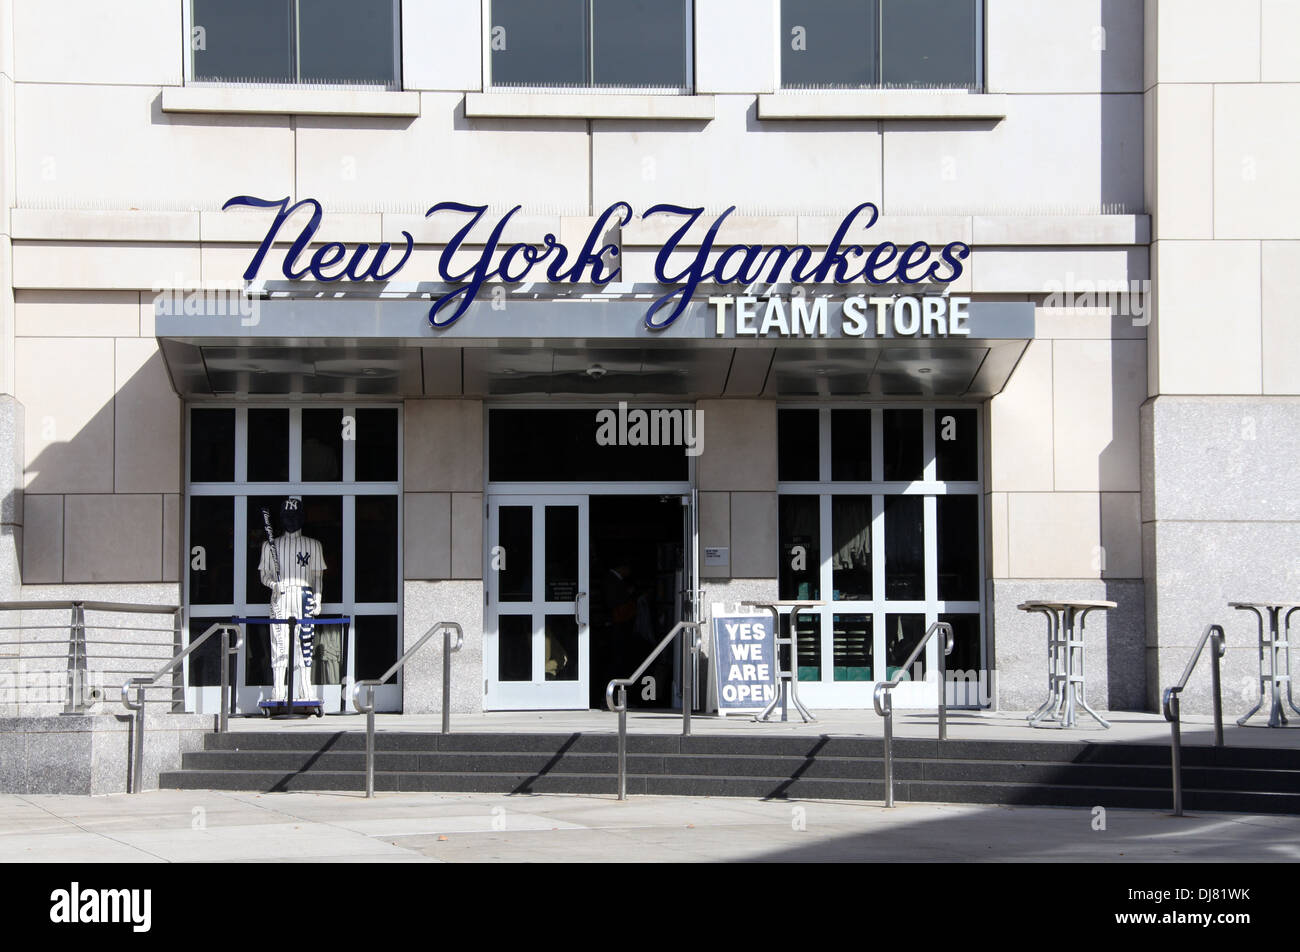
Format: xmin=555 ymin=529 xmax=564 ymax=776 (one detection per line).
xmin=280 ymin=496 xmax=305 ymax=533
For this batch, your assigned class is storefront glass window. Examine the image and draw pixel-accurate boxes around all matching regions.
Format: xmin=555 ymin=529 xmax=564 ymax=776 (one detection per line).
xmin=776 ymin=406 xmax=985 ymax=705
xmin=185 ymin=405 xmax=402 ymax=712
xmin=190 ymin=0 xmax=400 ymax=87
xmin=780 ymin=0 xmax=982 ymax=90
xmin=491 ymin=0 xmax=693 ymax=90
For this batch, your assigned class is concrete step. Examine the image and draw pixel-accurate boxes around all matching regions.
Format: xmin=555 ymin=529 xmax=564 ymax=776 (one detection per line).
xmin=157 ymin=730 xmax=1300 ymax=814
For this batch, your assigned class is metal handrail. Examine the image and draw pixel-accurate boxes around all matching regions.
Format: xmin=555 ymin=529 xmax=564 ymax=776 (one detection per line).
xmin=0 ymin=600 xmax=179 ymax=613
xmin=1162 ymin=624 xmax=1226 ymax=817
xmin=120 ymin=622 xmax=241 ymax=794
xmin=351 ymin=621 xmax=462 ymax=798
xmin=605 ymin=620 xmax=702 ymax=801
xmin=872 ymin=621 xmax=954 ymax=808
xmin=1 ymin=600 xmax=183 ymax=714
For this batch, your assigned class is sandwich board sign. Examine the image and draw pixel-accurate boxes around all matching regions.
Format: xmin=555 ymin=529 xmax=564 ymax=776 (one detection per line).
xmin=710 ymin=606 xmax=778 ymax=715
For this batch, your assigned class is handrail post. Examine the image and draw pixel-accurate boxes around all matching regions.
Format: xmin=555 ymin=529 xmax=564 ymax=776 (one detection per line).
xmin=1165 ymin=688 xmax=1184 ymax=816
xmin=938 ymin=626 xmax=950 ymax=742
xmin=365 ymin=684 xmax=376 ymax=799
xmin=132 ymin=682 xmax=146 ymax=794
xmin=441 ymin=622 xmax=463 ymax=734
xmin=617 ymin=684 xmax=628 ymax=801
xmin=681 ymin=622 xmax=694 ymax=737
xmin=219 ymin=626 xmax=230 ymax=735
xmin=881 ymin=690 xmax=894 ymax=808
xmin=1211 ymin=630 xmax=1224 ymax=748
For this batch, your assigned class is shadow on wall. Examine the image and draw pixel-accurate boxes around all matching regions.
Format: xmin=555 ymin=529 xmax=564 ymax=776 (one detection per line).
xmin=20 ymin=347 xmax=181 ymax=585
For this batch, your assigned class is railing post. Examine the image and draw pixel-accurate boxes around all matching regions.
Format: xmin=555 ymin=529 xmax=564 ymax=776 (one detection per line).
xmin=132 ymin=683 xmax=146 ymax=794
xmin=937 ymin=625 xmax=949 ymax=742
xmin=681 ymin=623 xmax=694 ymax=737
xmin=442 ymin=626 xmax=452 ymax=734
xmin=1211 ymin=631 xmax=1224 ymax=748
xmin=67 ymin=603 xmax=88 ymax=714
xmin=365 ymin=684 xmax=376 ymax=799
xmin=219 ymin=626 xmax=230 ymax=735
xmin=1166 ymin=689 xmax=1183 ymax=817
xmin=617 ymin=685 xmax=628 ymax=801
xmin=882 ymin=694 xmax=894 ymax=808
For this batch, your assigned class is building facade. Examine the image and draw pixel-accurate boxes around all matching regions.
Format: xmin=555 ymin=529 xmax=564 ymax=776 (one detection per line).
xmin=0 ymin=0 xmax=1295 ymax=720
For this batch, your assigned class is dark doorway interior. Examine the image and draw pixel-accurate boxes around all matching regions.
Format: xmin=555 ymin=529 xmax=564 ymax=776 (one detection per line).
xmin=588 ymin=495 xmax=685 ymax=710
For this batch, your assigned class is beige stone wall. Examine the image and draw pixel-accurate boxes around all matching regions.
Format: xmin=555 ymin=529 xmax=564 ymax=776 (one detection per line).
xmin=695 ymin=399 xmax=777 ymax=581
xmin=403 ymin=399 xmax=483 ymax=581
xmin=1146 ymin=0 xmax=1300 ymax=397
xmin=13 ymin=291 xmax=181 ymax=586
xmin=1141 ymin=0 xmax=1300 ymax=712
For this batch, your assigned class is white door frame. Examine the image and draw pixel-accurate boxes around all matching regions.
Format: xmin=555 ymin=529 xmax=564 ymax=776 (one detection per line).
xmin=485 ymin=495 xmax=590 ymax=710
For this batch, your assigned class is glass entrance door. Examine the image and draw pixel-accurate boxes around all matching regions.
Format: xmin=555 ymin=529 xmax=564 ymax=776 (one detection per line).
xmin=486 ymin=496 xmax=589 ymax=709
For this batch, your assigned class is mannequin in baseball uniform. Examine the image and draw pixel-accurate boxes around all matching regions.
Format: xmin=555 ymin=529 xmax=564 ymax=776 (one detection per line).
xmin=259 ymin=497 xmax=326 ymax=702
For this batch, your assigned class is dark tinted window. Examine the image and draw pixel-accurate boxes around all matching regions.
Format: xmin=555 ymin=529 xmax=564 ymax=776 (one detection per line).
xmin=936 ymin=494 xmax=979 ymax=601
xmin=186 ymin=616 xmax=233 ymax=687
xmin=491 ymin=0 xmax=691 ymax=88
xmin=881 ymin=0 xmax=979 ymax=89
xmin=885 ymin=613 xmax=926 ymax=679
xmin=831 ymin=409 xmax=871 ymax=480
xmin=190 ymin=408 xmax=235 ymax=482
xmin=302 ymin=408 xmax=344 ymax=482
xmin=883 ymin=494 xmax=923 ymax=599
xmin=298 ymin=0 xmax=397 ymax=85
xmin=939 ymin=612 xmax=981 ymax=675
xmin=247 ymin=409 xmax=289 ymax=482
xmin=778 ymin=409 xmax=819 ymax=481
xmin=779 ymin=495 xmax=820 ymax=601
xmin=355 ymin=495 xmax=398 ymax=603
xmin=355 ymin=408 xmax=399 ymax=482
xmin=354 ymin=615 xmax=399 ymax=684
xmin=780 ymin=0 xmax=981 ymax=89
xmin=498 ymin=614 xmax=532 ymax=681
xmin=491 ymin=0 xmax=587 ymax=86
xmin=192 ymin=0 xmax=294 ymax=83
xmin=831 ymin=496 xmax=872 ymax=600
xmin=189 ymin=496 xmax=234 ymax=604
xmin=489 ymin=409 xmax=689 ymax=482
xmin=781 ymin=0 xmax=877 ymax=88
xmin=882 ymin=409 xmax=923 ymax=481
xmin=192 ymin=0 xmax=398 ymax=86
xmin=935 ymin=408 xmax=978 ymax=481
xmin=592 ymin=0 xmax=690 ymax=88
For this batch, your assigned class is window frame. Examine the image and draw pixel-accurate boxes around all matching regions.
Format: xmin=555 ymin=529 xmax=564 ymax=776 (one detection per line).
xmin=483 ymin=0 xmax=697 ymax=94
xmin=183 ymin=402 xmax=404 ymax=713
xmin=776 ymin=402 xmax=988 ymax=709
xmin=777 ymin=0 xmax=985 ymax=92
xmin=183 ymin=0 xmax=404 ymax=90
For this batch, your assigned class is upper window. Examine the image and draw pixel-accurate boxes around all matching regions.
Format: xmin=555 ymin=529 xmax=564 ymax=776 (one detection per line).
xmin=781 ymin=0 xmax=982 ymax=91
xmin=490 ymin=0 xmax=693 ymax=91
xmin=190 ymin=0 xmax=401 ymax=88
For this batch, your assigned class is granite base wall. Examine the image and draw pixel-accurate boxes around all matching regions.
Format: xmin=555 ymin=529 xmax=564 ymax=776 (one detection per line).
xmin=989 ymin=578 xmax=1147 ymax=713
xmin=0 ymin=713 xmax=213 ymax=795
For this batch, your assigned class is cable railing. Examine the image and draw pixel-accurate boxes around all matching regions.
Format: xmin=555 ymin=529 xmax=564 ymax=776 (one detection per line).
xmin=1162 ymin=624 xmax=1226 ymax=817
xmin=121 ymin=622 xmax=242 ymax=794
xmin=873 ymin=621 xmax=954 ymax=808
xmin=606 ymin=620 xmax=703 ymax=801
xmin=0 ymin=601 xmax=183 ymax=715
xmin=351 ymin=621 xmax=462 ymax=798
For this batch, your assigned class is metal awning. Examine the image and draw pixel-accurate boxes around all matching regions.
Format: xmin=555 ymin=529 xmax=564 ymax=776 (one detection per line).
xmin=155 ymin=296 xmax=1034 ymax=399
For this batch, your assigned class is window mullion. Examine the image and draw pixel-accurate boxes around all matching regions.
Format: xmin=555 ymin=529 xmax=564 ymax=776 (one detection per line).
xmin=292 ymin=0 xmax=302 ymax=83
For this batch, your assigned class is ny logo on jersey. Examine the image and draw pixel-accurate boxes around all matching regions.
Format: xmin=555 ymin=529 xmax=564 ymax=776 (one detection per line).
xmin=296 ymin=552 xmax=311 ymax=567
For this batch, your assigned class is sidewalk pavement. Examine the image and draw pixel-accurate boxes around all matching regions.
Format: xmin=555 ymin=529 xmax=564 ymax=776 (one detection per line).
xmin=2 ymin=790 xmax=1298 ymax=863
